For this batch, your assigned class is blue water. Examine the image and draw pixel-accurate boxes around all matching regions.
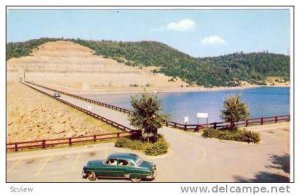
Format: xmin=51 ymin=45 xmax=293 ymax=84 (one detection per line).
xmin=83 ymin=87 xmax=290 ymax=124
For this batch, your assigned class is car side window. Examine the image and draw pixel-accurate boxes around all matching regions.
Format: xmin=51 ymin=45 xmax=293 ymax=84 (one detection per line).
xmin=128 ymin=161 xmax=136 ymax=167
xmin=106 ymin=159 xmax=118 ymax=166
xmin=118 ymin=160 xmax=129 ymax=166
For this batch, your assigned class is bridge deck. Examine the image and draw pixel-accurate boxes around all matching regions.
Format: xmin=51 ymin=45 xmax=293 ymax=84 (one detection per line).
xmin=25 ymin=82 xmax=135 ymax=129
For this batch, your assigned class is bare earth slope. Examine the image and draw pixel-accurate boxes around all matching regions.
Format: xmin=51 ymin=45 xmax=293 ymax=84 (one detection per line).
xmin=7 ymin=82 xmax=119 ymax=143
xmin=7 ymin=41 xmax=188 ymax=92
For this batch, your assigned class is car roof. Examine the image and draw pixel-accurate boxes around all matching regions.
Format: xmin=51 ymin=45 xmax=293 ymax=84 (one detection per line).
xmin=108 ymin=153 xmax=140 ymax=161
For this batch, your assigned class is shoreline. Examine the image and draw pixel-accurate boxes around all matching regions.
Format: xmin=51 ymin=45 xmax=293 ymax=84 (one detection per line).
xmin=24 ymin=80 xmax=289 ymax=96
xmin=75 ymin=84 xmax=290 ymax=96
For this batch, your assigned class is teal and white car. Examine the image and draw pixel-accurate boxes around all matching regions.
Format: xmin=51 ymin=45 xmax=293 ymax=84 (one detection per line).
xmin=82 ymin=153 xmax=157 ymax=182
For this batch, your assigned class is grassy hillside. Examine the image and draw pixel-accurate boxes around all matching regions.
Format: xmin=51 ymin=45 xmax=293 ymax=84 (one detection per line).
xmin=6 ymin=38 xmax=59 ymax=60
xmin=7 ymin=38 xmax=290 ymax=87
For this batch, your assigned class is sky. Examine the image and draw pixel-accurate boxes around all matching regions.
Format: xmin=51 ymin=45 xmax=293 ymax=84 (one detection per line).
xmin=7 ymin=9 xmax=291 ymax=57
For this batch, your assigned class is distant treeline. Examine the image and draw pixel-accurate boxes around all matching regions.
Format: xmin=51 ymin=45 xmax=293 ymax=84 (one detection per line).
xmin=7 ymin=38 xmax=290 ymax=87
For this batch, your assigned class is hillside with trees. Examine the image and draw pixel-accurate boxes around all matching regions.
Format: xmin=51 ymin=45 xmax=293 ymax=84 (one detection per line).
xmin=7 ymin=38 xmax=290 ymax=87
xmin=6 ymin=38 xmax=59 ymax=60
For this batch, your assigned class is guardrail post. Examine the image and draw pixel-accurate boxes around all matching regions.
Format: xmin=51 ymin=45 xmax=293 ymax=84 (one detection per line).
xmin=69 ymin=138 xmax=72 ymax=146
xmin=245 ymin=120 xmax=249 ymax=127
xmin=15 ymin=143 xmax=18 ymax=152
xmin=184 ymin=125 xmax=187 ymax=131
xmin=195 ymin=125 xmax=199 ymax=132
xmin=166 ymin=122 xmax=168 ymax=127
xmin=260 ymin=118 xmax=264 ymax=125
xmin=275 ymin=116 xmax=278 ymax=123
xmin=117 ymin=133 xmax=120 ymax=138
xmin=213 ymin=123 xmax=217 ymax=129
xmin=93 ymin=135 xmax=97 ymax=142
xmin=42 ymin=140 xmax=46 ymax=148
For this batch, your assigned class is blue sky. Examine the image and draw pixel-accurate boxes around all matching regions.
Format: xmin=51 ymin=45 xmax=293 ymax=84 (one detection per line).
xmin=7 ymin=9 xmax=290 ymax=57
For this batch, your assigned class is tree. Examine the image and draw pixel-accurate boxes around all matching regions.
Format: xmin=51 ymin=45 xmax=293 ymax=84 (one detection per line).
xmin=220 ymin=95 xmax=250 ymax=130
xmin=129 ymin=92 xmax=167 ymax=142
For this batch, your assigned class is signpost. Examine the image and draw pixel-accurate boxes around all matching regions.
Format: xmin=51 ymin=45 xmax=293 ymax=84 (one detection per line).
xmin=184 ymin=117 xmax=189 ymax=124
xmin=197 ymin=112 xmax=209 ymax=126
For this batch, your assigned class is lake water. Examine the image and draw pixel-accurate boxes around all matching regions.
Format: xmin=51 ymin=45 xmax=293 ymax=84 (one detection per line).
xmin=83 ymin=87 xmax=290 ymax=124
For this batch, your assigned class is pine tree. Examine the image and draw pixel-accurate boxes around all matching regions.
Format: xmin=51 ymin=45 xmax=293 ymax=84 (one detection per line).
xmin=129 ymin=92 xmax=167 ymax=142
xmin=220 ymin=95 xmax=250 ymax=130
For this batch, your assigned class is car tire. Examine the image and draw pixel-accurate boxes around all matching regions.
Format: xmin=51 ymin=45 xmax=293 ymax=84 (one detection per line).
xmin=87 ymin=172 xmax=97 ymax=181
xmin=130 ymin=176 xmax=141 ymax=182
xmin=150 ymin=172 xmax=156 ymax=180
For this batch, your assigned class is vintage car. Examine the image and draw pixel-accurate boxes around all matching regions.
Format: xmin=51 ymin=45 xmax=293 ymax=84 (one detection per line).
xmin=53 ymin=91 xmax=60 ymax=98
xmin=82 ymin=153 xmax=156 ymax=182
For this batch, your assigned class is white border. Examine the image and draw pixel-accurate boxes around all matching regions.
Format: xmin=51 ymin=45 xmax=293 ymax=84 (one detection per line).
xmin=1 ymin=3 xmax=298 ymax=195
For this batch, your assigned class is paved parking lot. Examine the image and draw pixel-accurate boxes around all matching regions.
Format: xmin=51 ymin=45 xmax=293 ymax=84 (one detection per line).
xmin=7 ymin=122 xmax=291 ymax=182
xmin=7 ymin=143 xmax=134 ymax=182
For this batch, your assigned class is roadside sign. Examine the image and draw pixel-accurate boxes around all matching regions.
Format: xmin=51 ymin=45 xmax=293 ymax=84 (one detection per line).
xmin=184 ymin=117 xmax=189 ymax=124
xmin=197 ymin=112 xmax=208 ymax=118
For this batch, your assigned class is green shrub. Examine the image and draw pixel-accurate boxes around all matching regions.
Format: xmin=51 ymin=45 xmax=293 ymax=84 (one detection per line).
xmin=115 ymin=137 xmax=130 ymax=147
xmin=129 ymin=83 xmax=139 ymax=87
xmin=144 ymin=139 xmax=169 ymax=156
xmin=202 ymin=128 xmax=260 ymax=143
xmin=116 ymin=58 xmax=125 ymax=63
xmin=115 ymin=137 xmax=145 ymax=150
xmin=115 ymin=135 xmax=168 ymax=156
xmin=239 ymin=131 xmax=261 ymax=143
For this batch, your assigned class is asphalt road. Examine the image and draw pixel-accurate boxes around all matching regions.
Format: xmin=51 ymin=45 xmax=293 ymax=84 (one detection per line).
xmin=7 ymin=122 xmax=290 ymax=182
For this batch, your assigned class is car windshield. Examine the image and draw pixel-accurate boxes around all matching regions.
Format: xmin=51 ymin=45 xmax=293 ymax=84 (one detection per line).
xmin=135 ymin=157 xmax=143 ymax=166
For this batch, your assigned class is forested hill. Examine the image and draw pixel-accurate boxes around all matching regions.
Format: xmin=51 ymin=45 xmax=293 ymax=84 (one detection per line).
xmin=7 ymin=38 xmax=290 ymax=87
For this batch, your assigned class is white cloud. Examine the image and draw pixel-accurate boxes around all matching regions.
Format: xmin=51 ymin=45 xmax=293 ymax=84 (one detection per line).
xmin=201 ymin=35 xmax=226 ymax=45
xmin=162 ymin=19 xmax=195 ymax=31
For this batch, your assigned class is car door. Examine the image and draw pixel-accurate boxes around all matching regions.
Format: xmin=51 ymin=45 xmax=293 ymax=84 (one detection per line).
xmin=120 ymin=160 xmax=143 ymax=178
xmin=100 ymin=159 xmax=120 ymax=177
xmin=116 ymin=160 xmax=132 ymax=177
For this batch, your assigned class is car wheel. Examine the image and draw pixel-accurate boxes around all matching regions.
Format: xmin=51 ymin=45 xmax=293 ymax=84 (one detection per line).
xmin=87 ymin=172 xmax=97 ymax=181
xmin=151 ymin=171 xmax=157 ymax=180
xmin=130 ymin=176 xmax=141 ymax=182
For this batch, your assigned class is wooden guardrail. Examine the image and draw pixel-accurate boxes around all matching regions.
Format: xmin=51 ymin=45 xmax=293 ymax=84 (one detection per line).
xmin=7 ymin=82 xmax=142 ymax=152
xmin=7 ymin=132 xmax=133 ymax=152
xmin=166 ymin=115 xmax=290 ymax=131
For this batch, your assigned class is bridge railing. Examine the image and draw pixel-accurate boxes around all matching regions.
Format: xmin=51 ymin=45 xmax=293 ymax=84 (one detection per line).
xmin=25 ymin=81 xmax=134 ymax=114
xmin=21 ymin=82 xmax=140 ymax=133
